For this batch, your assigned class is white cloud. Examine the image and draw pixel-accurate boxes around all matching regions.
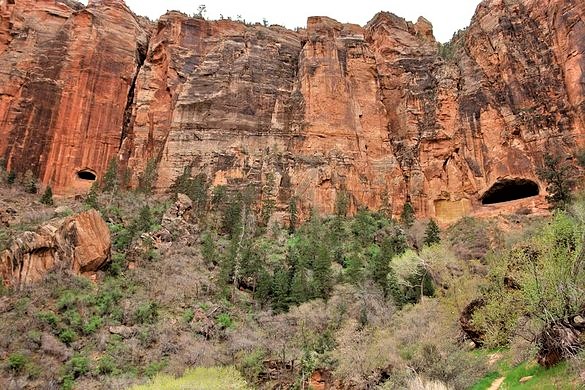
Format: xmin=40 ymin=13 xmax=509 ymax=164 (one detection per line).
xmin=78 ymin=0 xmax=481 ymax=42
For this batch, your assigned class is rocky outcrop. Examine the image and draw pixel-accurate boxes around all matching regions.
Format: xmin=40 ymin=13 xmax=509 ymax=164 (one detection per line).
xmin=1 ymin=0 xmax=584 ymax=222
xmin=0 ymin=210 xmax=112 ymax=287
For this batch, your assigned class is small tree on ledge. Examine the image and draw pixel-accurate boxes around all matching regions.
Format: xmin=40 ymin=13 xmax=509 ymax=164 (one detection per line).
xmin=40 ymin=186 xmax=54 ymax=206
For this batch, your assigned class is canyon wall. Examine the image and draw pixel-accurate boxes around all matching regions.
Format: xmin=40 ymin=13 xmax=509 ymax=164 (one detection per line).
xmin=0 ymin=0 xmax=584 ymax=222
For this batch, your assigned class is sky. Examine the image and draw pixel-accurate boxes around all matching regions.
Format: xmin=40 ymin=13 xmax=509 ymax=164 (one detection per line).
xmin=79 ymin=1 xmax=482 ymax=42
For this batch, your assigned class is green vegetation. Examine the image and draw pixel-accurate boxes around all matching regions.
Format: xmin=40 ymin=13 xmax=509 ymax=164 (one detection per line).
xmin=1 ymin=162 xmax=584 ymax=389
xmin=132 ymin=366 xmax=250 ymax=390
xmin=138 ymin=159 xmax=158 ymax=195
xmin=537 ymin=152 xmax=578 ymax=209
xmin=22 ymin=169 xmax=38 ymax=194
xmin=40 ymin=186 xmax=53 ymax=205
xmin=472 ymin=359 xmax=577 ymax=389
xmin=474 ymin=208 xmax=585 ymax=356
xmin=7 ymin=352 xmax=27 ymax=373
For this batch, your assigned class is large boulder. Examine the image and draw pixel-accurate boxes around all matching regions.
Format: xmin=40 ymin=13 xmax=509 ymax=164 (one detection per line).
xmin=0 ymin=210 xmax=111 ymax=288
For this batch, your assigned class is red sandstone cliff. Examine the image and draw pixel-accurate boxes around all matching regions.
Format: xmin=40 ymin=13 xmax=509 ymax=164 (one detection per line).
xmin=0 ymin=0 xmax=583 ymax=222
xmin=0 ymin=0 xmax=149 ymax=194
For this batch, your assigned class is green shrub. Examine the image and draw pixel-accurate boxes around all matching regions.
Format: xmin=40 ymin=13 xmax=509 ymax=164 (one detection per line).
xmin=7 ymin=170 xmax=16 ymax=185
xmin=26 ymin=330 xmax=42 ymax=345
xmin=7 ymin=352 xmax=27 ymax=373
xmin=82 ymin=316 xmax=103 ymax=335
xmin=240 ymin=349 xmax=267 ymax=382
xmin=144 ymin=359 xmax=167 ymax=378
xmin=134 ymin=302 xmax=159 ymax=325
xmin=66 ymin=355 xmax=90 ymax=378
xmin=40 ymin=186 xmax=54 ymax=205
xmin=36 ymin=310 xmax=60 ymax=328
xmin=59 ymin=328 xmax=77 ymax=345
xmin=96 ymin=354 xmax=118 ymax=375
xmin=57 ymin=290 xmax=78 ymax=311
xmin=182 ymin=308 xmax=195 ymax=324
xmin=63 ymin=309 xmax=83 ymax=329
xmin=216 ymin=313 xmax=233 ymax=329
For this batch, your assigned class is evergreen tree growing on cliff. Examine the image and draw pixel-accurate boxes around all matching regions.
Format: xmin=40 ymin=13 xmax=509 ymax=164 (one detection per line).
xmin=102 ymin=158 xmax=119 ymax=193
xmin=23 ymin=170 xmax=38 ymax=194
xmin=423 ymin=219 xmax=441 ymax=246
xmin=138 ymin=159 xmax=158 ymax=195
xmin=400 ymin=202 xmax=415 ymax=227
xmin=40 ymin=186 xmax=54 ymax=206
xmin=288 ymin=197 xmax=298 ymax=234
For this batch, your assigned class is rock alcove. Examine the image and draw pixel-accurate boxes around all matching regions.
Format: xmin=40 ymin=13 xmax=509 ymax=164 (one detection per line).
xmin=77 ymin=169 xmax=97 ymax=181
xmin=481 ymin=178 xmax=539 ymax=205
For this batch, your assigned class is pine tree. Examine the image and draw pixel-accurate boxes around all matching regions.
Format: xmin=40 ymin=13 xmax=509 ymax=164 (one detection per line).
xmin=312 ymin=245 xmax=332 ymax=299
xmin=7 ymin=171 xmax=16 ymax=185
xmin=201 ymin=231 xmax=217 ymax=265
xmin=255 ymin=268 xmax=272 ymax=304
xmin=387 ymin=266 xmax=403 ymax=307
xmin=138 ymin=159 xmax=158 ymax=195
xmin=84 ymin=182 xmax=100 ymax=210
xmin=423 ymin=219 xmax=441 ymax=246
xmin=271 ymin=267 xmax=290 ymax=313
xmin=102 ymin=157 xmax=119 ymax=192
xmin=288 ymin=197 xmax=298 ymax=234
xmin=133 ymin=205 xmax=154 ymax=234
xmin=23 ymin=170 xmax=38 ymax=194
xmin=40 ymin=186 xmax=54 ymax=206
xmin=260 ymin=173 xmax=276 ymax=227
xmin=345 ymin=254 xmax=363 ymax=285
xmin=400 ymin=202 xmax=415 ymax=227
xmin=372 ymin=237 xmax=405 ymax=299
xmin=335 ymin=190 xmax=349 ymax=217
xmin=289 ymin=268 xmax=309 ymax=305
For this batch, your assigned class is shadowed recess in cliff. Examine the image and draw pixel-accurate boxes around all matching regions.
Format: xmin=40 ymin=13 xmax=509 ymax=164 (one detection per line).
xmin=77 ymin=170 xmax=97 ymax=181
xmin=481 ymin=178 xmax=539 ymax=205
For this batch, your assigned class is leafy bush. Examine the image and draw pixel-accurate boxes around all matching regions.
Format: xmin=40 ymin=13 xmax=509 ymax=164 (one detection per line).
xmin=36 ymin=310 xmax=60 ymax=328
xmin=144 ymin=359 xmax=167 ymax=378
xmin=59 ymin=328 xmax=77 ymax=345
xmin=473 ymin=209 xmax=585 ymax=356
xmin=182 ymin=308 xmax=195 ymax=324
xmin=96 ymin=354 xmax=118 ymax=375
xmin=82 ymin=316 xmax=103 ymax=335
xmin=216 ymin=313 xmax=233 ymax=329
xmin=7 ymin=352 xmax=27 ymax=372
xmin=537 ymin=152 xmax=577 ymax=209
xmin=134 ymin=302 xmax=159 ymax=325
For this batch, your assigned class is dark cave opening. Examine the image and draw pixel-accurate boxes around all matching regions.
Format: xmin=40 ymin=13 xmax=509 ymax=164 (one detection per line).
xmin=77 ymin=170 xmax=97 ymax=181
xmin=481 ymin=178 xmax=539 ymax=205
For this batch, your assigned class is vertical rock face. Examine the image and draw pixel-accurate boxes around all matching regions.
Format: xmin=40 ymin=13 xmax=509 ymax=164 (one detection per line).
xmin=0 ymin=0 xmax=149 ymax=194
xmin=1 ymin=0 xmax=584 ymax=222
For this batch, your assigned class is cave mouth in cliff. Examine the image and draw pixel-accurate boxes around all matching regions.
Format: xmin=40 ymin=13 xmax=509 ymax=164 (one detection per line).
xmin=481 ymin=178 xmax=539 ymax=205
xmin=77 ymin=170 xmax=97 ymax=181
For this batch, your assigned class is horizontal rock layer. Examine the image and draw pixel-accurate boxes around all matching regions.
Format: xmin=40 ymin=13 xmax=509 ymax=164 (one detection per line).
xmin=1 ymin=0 xmax=584 ymax=222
